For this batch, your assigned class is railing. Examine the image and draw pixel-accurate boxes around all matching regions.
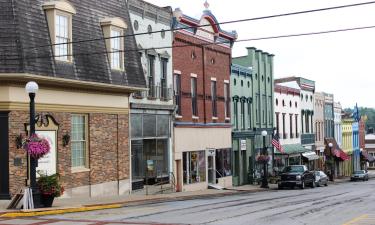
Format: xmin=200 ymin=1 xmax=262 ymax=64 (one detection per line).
xmin=301 ymin=133 xmax=316 ymax=145
xmin=132 ymin=85 xmax=173 ymax=101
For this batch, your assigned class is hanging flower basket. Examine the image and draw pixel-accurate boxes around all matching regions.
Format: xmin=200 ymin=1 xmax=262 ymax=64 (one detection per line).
xmin=256 ymin=155 xmax=270 ymax=163
xmin=23 ymin=134 xmax=50 ymax=159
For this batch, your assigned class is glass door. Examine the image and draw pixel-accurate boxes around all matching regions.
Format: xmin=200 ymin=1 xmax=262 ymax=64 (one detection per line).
xmin=208 ymin=155 xmax=216 ymax=184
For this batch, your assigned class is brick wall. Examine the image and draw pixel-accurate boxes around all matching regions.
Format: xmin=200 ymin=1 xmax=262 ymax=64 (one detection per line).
xmin=173 ymin=32 xmax=231 ymax=125
xmin=8 ymin=110 xmax=129 ymax=196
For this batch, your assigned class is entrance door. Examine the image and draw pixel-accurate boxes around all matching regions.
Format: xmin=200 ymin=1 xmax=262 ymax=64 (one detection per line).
xmin=208 ymin=155 xmax=216 ymax=184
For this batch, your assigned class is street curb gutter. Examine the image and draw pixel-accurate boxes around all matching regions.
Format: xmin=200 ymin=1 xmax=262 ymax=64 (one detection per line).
xmin=0 ymin=188 xmax=266 ymax=217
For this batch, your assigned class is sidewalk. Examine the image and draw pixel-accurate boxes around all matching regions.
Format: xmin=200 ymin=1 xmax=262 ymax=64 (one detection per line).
xmin=0 ymin=184 xmax=265 ymax=217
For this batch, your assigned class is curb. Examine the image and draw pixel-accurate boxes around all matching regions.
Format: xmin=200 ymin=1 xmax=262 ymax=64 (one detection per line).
xmin=0 ymin=188 xmax=266 ymax=218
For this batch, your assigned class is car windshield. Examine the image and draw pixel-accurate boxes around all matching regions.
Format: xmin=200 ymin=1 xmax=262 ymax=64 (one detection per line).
xmin=283 ymin=166 xmax=304 ymax=173
xmin=354 ymin=171 xmax=365 ymax=174
xmin=314 ymin=171 xmax=320 ymax=176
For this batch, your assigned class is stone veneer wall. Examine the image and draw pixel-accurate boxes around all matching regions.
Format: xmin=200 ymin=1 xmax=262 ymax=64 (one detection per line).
xmin=8 ymin=111 xmax=129 ymax=197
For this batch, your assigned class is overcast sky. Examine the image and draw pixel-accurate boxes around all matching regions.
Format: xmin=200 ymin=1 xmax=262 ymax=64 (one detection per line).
xmin=151 ymin=0 xmax=375 ymax=109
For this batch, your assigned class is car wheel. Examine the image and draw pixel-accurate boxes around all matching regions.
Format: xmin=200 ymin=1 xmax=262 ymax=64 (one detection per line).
xmin=325 ymin=182 xmax=328 ymax=186
xmin=311 ymin=181 xmax=316 ymax=188
xmin=316 ymin=181 xmax=321 ymax=187
xmin=300 ymin=181 xmax=305 ymax=189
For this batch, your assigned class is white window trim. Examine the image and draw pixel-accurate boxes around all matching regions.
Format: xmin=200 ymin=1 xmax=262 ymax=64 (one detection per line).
xmin=211 ymin=77 xmax=217 ymax=81
xmin=190 ymin=73 xmax=198 ymax=78
xmin=71 ymin=114 xmax=89 ymax=169
xmin=192 ymin=116 xmax=199 ymax=119
xmin=212 ymin=117 xmax=219 ymax=120
xmin=224 ymin=80 xmax=230 ymax=84
xmin=174 ymin=70 xmax=182 ymax=74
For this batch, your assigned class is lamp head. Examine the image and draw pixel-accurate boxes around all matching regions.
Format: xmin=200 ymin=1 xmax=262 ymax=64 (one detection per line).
xmin=261 ymin=130 xmax=268 ymax=136
xmin=25 ymin=81 xmax=39 ymax=94
xmin=328 ymin=143 xmax=333 ymax=148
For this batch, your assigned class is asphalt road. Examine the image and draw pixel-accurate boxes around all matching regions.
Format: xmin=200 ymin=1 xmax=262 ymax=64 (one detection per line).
xmin=38 ymin=179 xmax=375 ymax=225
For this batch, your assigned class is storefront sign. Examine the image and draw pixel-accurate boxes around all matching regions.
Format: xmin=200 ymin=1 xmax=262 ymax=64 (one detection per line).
xmin=36 ymin=131 xmax=57 ymax=176
xmin=240 ymin=140 xmax=247 ymax=151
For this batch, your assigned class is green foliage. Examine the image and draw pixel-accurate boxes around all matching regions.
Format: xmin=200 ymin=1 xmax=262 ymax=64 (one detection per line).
xmin=344 ymin=107 xmax=375 ymax=132
xmin=37 ymin=173 xmax=64 ymax=197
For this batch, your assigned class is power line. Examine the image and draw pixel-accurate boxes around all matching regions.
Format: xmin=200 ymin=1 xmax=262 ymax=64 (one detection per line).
xmin=2 ymin=24 xmax=375 ymax=62
xmin=7 ymin=0 xmax=375 ymax=51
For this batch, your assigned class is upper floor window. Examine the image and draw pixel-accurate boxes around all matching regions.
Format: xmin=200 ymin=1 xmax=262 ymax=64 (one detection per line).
xmin=160 ymin=58 xmax=168 ymax=100
xmin=191 ymin=77 xmax=198 ymax=117
xmin=211 ymin=80 xmax=218 ymax=118
xmin=147 ymin=55 xmax=156 ymax=97
xmin=43 ymin=1 xmax=76 ymax=62
xmin=224 ymin=82 xmax=230 ymax=119
xmin=174 ymin=73 xmax=181 ymax=115
xmin=100 ymin=17 xmax=127 ymax=70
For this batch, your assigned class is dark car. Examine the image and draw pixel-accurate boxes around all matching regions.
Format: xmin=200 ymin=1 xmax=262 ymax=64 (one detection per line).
xmin=278 ymin=165 xmax=315 ymax=189
xmin=314 ymin=171 xmax=328 ymax=187
xmin=351 ymin=170 xmax=369 ymax=181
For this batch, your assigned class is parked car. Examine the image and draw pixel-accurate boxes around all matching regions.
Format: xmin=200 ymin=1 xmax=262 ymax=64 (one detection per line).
xmin=314 ymin=171 xmax=328 ymax=187
xmin=278 ymin=165 xmax=315 ymax=189
xmin=351 ymin=170 xmax=369 ymax=181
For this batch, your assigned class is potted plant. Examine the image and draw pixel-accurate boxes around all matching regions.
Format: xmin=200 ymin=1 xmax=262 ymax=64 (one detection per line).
xmin=256 ymin=155 xmax=270 ymax=163
xmin=37 ymin=173 xmax=64 ymax=207
xmin=23 ymin=134 xmax=50 ymax=159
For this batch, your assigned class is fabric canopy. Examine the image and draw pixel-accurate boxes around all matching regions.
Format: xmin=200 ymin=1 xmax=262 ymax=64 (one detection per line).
xmin=276 ymin=144 xmax=309 ymax=155
xmin=361 ymin=151 xmax=375 ymax=162
xmin=302 ymin=151 xmax=320 ymax=161
xmin=324 ymin=137 xmax=349 ymax=161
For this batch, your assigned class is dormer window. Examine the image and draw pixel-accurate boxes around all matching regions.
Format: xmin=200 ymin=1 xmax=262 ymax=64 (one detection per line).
xmin=43 ymin=1 xmax=76 ymax=62
xmin=100 ymin=17 xmax=127 ymax=71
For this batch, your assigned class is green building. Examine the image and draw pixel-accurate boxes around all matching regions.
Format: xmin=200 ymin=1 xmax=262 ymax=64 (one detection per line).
xmin=231 ymin=47 xmax=275 ymax=186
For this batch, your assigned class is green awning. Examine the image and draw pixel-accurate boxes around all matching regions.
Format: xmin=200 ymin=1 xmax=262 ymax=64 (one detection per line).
xmin=276 ymin=144 xmax=310 ymax=155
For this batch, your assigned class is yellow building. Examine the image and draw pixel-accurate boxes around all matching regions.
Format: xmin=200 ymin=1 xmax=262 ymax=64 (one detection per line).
xmin=341 ymin=118 xmax=354 ymax=176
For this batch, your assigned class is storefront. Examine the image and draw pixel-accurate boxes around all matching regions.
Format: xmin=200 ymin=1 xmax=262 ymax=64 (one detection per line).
xmin=324 ymin=138 xmax=350 ymax=178
xmin=130 ymin=112 xmax=172 ymax=188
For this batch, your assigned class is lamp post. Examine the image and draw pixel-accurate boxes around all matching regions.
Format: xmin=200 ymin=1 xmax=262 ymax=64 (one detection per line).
xmin=261 ymin=130 xmax=269 ymax=188
xmin=328 ymin=142 xmax=334 ymax=182
xmin=25 ymin=81 xmax=41 ymax=208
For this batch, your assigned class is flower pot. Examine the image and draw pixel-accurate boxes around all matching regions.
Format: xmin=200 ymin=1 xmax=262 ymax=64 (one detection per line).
xmin=40 ymin=194 xmax=55 ymax=207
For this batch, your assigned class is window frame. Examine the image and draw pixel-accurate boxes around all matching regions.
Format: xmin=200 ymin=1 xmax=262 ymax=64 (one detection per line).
xmin=211 ymin=80 xmax=218 ymax=118
xmin=191 ymin=77 xmax=198 ymax=117
xmin=71 ymin=114 xmax=89 ymax=169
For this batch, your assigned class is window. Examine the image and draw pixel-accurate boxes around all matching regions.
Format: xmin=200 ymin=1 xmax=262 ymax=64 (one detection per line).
xmin=262 ymin=95 xmax=266 ymax=124
xmin=290 ymin=114 xmax=293 ymax=138
xmin=248 ymin=100 xmax=252 ymax=129
xmin=183 ymin=151 xmax=206 ymax=184
xmin=133 ymin=20 xmax=139 ymax=31
xmin=276 ymin=113 xmax=280 ymax=135
xmin=110 ymin=29 xmax=122 ymax=69
xmin=233 ymin=99 xmax=238 ymax=129
xmin=234 ymin=79 xmax=237 ymax=86
xmin=160 ymin=58 xmax=168 ymax=99
xmin=241 ymin=101 xmax=245 ymax=130
xmin=174 ymin=74 xmax=181 ymax=115
xmin=224 ymin=83 xmax=230 ymax=118
xmin=147 ymin=25 xmax=152 ymax=34
xmin=211 ymin=80 xmax=217 ymax=117
xmin=55 ymin=14 xmax=69 ymax=61
xmin=99 ymin=17 xmax=127 ymax=69
xmin=241 ymin=80 xmax=243 ymax=87
xmin=216 ymin=149 xmax=232 ymax=177
xmin=268 ymin=96 xmax=272 ymax=124
xmin=256 ymin=94 xmax=259 ymax=123
xmin=282 ymin=113 xmax=286 ymax=139
xmin=43 ymin=1 xmax=76 ymax=62
xmin=191 ymin=77 xmax=198 ymax=117
xmin=276 ymin=98 xmax=278 ymax=106
xmin=148 ymin=55 xmax=155 ymax=97
xmin=71 ymin=115 xmax=88 ymax=168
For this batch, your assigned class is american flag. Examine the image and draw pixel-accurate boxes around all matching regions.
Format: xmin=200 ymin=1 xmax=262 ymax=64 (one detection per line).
xmin=272 ymin=134 xmax=284 ymax=153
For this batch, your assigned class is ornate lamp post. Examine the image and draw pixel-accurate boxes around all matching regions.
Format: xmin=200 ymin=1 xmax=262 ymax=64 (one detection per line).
xmin=328 ymin=142 xmax=334 ymax=182
xmin=25 ymin=81 xmax=41 ymax=208
xmin=261 ymin=130 xmax=269 ymax=188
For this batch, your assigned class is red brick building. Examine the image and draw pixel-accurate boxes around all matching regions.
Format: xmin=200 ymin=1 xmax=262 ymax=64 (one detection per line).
xmin=172 ymin=6 xmax=237 ymax=191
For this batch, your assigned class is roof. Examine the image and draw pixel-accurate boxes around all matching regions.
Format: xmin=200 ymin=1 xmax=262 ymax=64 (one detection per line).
xmin=0 ymin=0 xmax=146 ymax=88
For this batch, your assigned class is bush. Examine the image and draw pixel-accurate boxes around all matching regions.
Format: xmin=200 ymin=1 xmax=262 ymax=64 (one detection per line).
xmin=37 ymin=173 xmax=64 ymax=197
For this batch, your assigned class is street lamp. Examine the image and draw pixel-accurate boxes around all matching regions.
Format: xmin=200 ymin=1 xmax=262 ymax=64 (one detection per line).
xmin=328 ymin=142 xmax=334 ymax=182
xmin=25 ymin=81 xmax=41 ymax=208
xmin=261 ymin=130 xmax=269 ymax=188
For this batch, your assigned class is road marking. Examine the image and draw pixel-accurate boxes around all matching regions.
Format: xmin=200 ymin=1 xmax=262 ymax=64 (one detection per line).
xmin=343 ymin=214 xmax=373 ymax=225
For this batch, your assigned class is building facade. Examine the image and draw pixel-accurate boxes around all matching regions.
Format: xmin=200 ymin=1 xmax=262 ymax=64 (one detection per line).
xmin=128 ymin=0 xmax=174 ymax=190
xmin=232 ymin=47 xmax=274 ymax=184
xmin=352 ymin=121 xmax=360 ymax=171
xmin=0 ymin=0 xmax=146 ymax=199
xmin=334 ymin=102 xmax=342 ymax=147
xmin=365 ymin=134 xmax=375 ymax=169
xmin=172 ymin=6 xmax=237 ymax=191
xmin=314 ymin=92 xmax=325 ymax=170
xmin=341 ymin=117 xmax=354 ymax=176
xmin=230 ymin=64 xmax=253 ymax=186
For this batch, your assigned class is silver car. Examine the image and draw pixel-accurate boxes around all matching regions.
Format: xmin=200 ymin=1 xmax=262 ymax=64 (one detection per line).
xmin=314 ymin=171 xmax=328 ymax=187
xmin=351 ymin=170 xmax=369 ymax=181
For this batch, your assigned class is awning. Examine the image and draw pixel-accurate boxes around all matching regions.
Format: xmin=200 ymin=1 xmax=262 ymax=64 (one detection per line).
xmin=324 ymin=137 xmax=349 ymax=161
xmin=276 ymin=144 xmax=310 ymax=155
xmin=335 ymin=149 xmax=350 ymax=161
xmin=361 ymin=151 xmax=375 ymax=162
xmin=302 ymin=151 xmax=320 ymax=161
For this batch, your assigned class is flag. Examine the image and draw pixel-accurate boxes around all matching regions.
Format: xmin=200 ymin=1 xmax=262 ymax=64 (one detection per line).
xmin=272 ymin=134 xmax=284 ymax=153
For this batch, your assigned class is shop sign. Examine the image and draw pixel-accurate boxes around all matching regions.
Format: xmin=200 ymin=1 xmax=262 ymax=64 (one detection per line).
xmin=240 ymin=140 xmax=247 ymax=151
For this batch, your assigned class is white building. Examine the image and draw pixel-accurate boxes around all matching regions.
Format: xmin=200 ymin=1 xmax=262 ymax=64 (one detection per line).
xmin=128 ymin=0 xmax=174 ymax=191
xmin=334 ymin=102 xmax=343 ymax=148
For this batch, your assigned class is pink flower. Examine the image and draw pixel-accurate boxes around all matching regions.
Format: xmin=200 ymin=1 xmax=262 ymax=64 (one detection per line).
xmin=23 ymin=134 xmax=50 ymax=159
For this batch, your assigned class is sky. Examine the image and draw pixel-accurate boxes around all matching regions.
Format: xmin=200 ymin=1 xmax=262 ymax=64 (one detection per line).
xmin=150 ymin=0 xmax=375 ymax=109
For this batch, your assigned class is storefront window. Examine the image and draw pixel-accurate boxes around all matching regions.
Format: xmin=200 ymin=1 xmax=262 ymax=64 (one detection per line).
xmin=143 ymin=114 xmax=156 ymax=137
xmin=183 ymin=151 xmax=206 ymax=184
xmin=216 ymin=149 xmax=232 ymax=177
xmin=131 ymin=114 xmax=142 ymax=138
xmin=157 ymin=115 xmax=170 ymax=137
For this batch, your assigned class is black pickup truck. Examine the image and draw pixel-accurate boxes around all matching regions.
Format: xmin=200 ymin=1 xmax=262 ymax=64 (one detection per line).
xmin=278 ymin=165 xmax=315 ymax=189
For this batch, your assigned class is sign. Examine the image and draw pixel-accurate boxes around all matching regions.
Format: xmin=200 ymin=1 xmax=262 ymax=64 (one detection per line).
xmin=240 ymin=140 xmax=247 ymax=151
xmin=36 ymin=130 xmax=57 ymax=176
xmin=147 ymin=160 xmax=154 ymax=171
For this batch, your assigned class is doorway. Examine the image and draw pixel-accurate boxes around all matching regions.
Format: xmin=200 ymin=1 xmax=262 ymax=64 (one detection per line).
xmin=208 ymin=155 xmax=216 ymax=184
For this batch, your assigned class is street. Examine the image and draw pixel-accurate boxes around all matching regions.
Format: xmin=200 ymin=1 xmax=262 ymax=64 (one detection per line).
xmin=1 ymin=180 xmax=375 ymax=225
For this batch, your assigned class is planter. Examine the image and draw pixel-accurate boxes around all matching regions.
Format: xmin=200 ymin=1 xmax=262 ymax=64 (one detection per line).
xmin=40 ymin=194 xmax=55 ymax=207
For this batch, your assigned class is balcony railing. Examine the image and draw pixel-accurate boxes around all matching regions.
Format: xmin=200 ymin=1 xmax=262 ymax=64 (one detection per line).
xmin=132 ymin=85 xmax=173 ymax=101
xmin=301 ymin=133 xmax=316 ymax=145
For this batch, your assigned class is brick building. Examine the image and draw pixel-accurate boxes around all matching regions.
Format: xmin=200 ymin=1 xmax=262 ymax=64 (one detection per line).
xmin=172 ymin=5 xmax=237 ymax=191
xmin=0 ymin=0 xmax=145 ymax=199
